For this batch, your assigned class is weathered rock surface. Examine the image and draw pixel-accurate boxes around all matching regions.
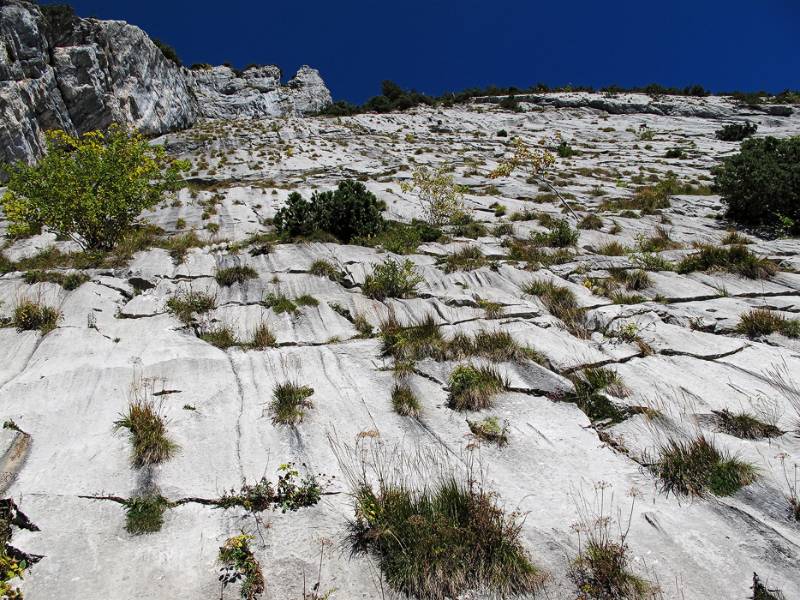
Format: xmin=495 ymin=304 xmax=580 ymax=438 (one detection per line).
xmin=0 ymin=0 xmax=332 ymax=167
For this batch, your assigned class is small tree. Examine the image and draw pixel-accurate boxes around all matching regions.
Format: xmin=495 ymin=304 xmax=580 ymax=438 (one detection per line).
xmin=2 ymin=126 xmax=188 ymax=251
xmin=401 ymin=165 xmax=465 ymax=226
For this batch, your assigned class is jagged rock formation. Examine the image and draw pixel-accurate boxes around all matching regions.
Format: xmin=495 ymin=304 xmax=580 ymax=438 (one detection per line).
xmin=0 ymin=0 xmax=332 ymax=167
xmin=191 ymin=64 xmax=332 ymax=119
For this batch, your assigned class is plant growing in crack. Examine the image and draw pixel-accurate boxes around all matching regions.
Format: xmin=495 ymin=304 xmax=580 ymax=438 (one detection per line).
xmin=218 ymin=533 xmax=265 ymax=600
xmin=113 ymin=379 xmax=179 ymax=468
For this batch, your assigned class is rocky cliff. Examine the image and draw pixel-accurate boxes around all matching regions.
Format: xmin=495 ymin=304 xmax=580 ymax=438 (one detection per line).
xmin=0 ymin=0 xmax=332 ymax=167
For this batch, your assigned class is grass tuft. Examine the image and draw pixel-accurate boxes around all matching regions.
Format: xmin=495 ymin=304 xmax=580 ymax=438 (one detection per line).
xmin=270 ymin=381 xmax=314 ymax=425
xmin=711 ymin=409 xmax=782 ymax=439
xmin=123 ymin=494 xmax=169 ymax=535
xmin=522 ymin=279 xmax=587 ymax=337
xmin=440 ymin=246 xmax=487 ymax=273
xmin=447 ymin=364 xmax=506 ymax=411
xmin=562 ymin=367 xmax=628 ymax=424
xmin=23 ymin=270 xmax=89 ymax=290
xmin=736 ymin=308 xmax=799 ymax=338
xmin=12 ymin=299 xmax=61 ymax=334
xmin=391 ymin=382 xmax=421 ymax=417
xmin=467 ymin=416 xmax=509 ymax=446
xmin=114 ymin=392 xmax=178 ymax=468
xmin=166 ymin=289 xmax=215 ymax=325
xmin=215 ymin=265 xmax=258 ymax=287
xmin=678 ymin=244 xmax=777 ymax=279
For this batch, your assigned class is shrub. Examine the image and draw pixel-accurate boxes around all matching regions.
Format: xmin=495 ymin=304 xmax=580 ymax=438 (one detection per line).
xmin=531 ymin=218 xmax=579 ymax=247
xmin=650 ymin=435 xmax=757 ymax=497
xmin=362 ymin=259 xmax=423 ymax=300
xmin=12 ymin=299 xmax=61 ymax=334
xmin=380 ymin=312 xmax=445 ymax=361
xmin=270 ymin=381 xmax=314 ymax=425
xmin=347 ymin=470 xmax=543 ymax=599
xmin=166 ymin=289 xmax=215 ymax=325
xmin=217 ymin=463 xmax=323 ymax=513
xmin=357 ymin=219 xmax=443 ymax=254
xmin=401 ymin=166 xmax=466 ymax=226
xmin=391 ymin=382 xmax=421 ymax=417
xmin=114 ymin=393 xmax=178 ymax=468
xmin=677 ymin=244 xmax=777 ymax=279
xmin=713 ymin=136 xmax=800 ymax=233
xmin=736 ymin=308 xmax=800 ymax=338
xmin=152 ymin=38 xmax=181 ymax=66
xmin=467 ymin=416 xmax=509 ymax=446
xmin=215 ymin=265 xmax=258 ymax=287
xmin=2 ymin=126 xmax=188 ymax=250
xmin=557 ymin=141 xmax=576 ymax=158
xmin=447 ymin=364 xmax=506 ymax=411
xmin=123 ymin=494 xmax=169 ymax=535
xmin=715 ymin=121 xmax=757 ymax=142
xmin=218 ymin=534 xmax=265 ymax=600
xmin=664 ymin=147 xmax=685 ymax=159
xmin=261 ymin=292 xmax=298 ymax=314
xmin=274 ymin=180 xmax=384 ymax=242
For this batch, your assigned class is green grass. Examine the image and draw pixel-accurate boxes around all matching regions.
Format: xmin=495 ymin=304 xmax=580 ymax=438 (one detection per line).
xmin=736 ymin=308 xmax=800 ymax=338
xmin=562 ymin=367 xmax=628 ymax=423
xmin=712 ymin=409 xmax=783 ymax=439
xmin=23 ymin=270 xmax=89 ymax=290
xmin=447 ymin=364 xmax=506 ymax=411
xmin=678 ymin=244 xmax=777 ymax=279
xmin=270 ymin=381 xmax=314 ymax=424
xmin=522 ymin=279 xmax=587 ymax=337
xmin=249 ymin=321 xmax=276 ymax=349
xmin=295 ymin=294 xmax=319 ymax=307
xmin=570 ymin=538 xmax=654 ymax=600
xmin=347 ymin=475 xmax=544 ymax=599
xmin=440 ymin=246 xmax=487 ymax=273
xmin=505 ymin=240 xmax=575 ymax=268
xmin=531 ymin=219 xmax=579 ymax=248
xmin=123 ymin=494 xmax=169 ymax=535
xmin=114 ymin=397 xmax=178 ymax=468
xmin=391 ymin=382 xmax=421 ymax=417
xmin=467 ymin=416 xmax=509 ymax=446
xmin=651 ymin=435 xmax=758 ymax=497
xmin=199 ymin=323 xmax=239 ymax=348
xmin=309 ymin=259 xmax=343 ymax=281
xmin=215 ymin=265 xmax=258 ymax=287
xmin=165 ymin=290 xmax=216 ymax=325
xmin=11 ymin=299 xmax=61 ymax=334
xmin=262 ymin=292 xmax=298 ymax=314
xmin=596 ymin=241 xmax=631 ymax=256
xmin=636 ymin=226 xmax=682 ymax=253
xmin=578 ymin=214 xmax=603 ymax=230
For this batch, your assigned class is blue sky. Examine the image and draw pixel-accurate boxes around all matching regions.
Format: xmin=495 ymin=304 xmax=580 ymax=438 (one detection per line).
xmin=43 ymin=0 xmax=800 ymax=103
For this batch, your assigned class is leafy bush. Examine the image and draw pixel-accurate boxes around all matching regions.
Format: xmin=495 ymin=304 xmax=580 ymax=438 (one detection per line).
xmin=363 ymin=259 xmax=423 ymax=300
xmin=273 ymin=180 xmax=384 ymax=242
xmin=218 ymin=534 xmax=265 ymax=600
xmin=2 ymin=126 xmax=188 ymax=250
xmin=715 ymin=121 xmax=757 ymax=142
xmin=713 ymin=136 xmax=800 ymax=233
xmin=217 ymin=464 xmax=323 ymax=513
xmin=401 ymin=166 xmax=465 ymax=227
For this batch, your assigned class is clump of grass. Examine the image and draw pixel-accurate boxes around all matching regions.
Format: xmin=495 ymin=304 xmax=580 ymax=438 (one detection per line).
xmin=609 ymin=268 xmax=652 ymax=291
xmin=270 ymin=381 xmax=314 ymax=425
xmin=380 ymin=312 xmax=445 ymax=361
xmin=309 ymin=259 xmax=343 ymax=281
xmin=477 ymin=299 xmax=503 ymax=319
xmin=578 ymin=214 xmax=603 ymax=230
xmin=23 ymin=270 xmax=89 ymax=290
xmin=166 ymin=289 xmax=216 ymax=325
xmin=505 ymin=239 xmax=575 ymax=268
xmin=123 ymin=494 xmax=169 ymax=535
xmin=199 ymin=323 xmax=239 ymax=348
xmin=650 ymin=435 xmax=758 ymax=497
xmin=12 ymin=299 xmax=61 ymax=334
xmin=736 ymin=308 xmax=800 ymax=338
xmin=295 ymin=294 xmax=319 ymax=307
xmin=721 ymin=230 xmax=751 ymax=245
xmin=391 ymin=382 xmax=421 ymax=417
xmin=637 ymin=226 xmax=681 ymax=252
xmin=353 ymin=311 xmax=374 ymax=337
xmin=467 ymin=416 xmax=509 ymax=446
xmin=562 ymin=367 xmax=628 ymax=424
xmin=215 ymin=265 xmax=258 ymax=287
xmin=569 ymin=486 xmax=656 ymax=600
xmin=677 ymin=244 xmax=777 ymax=279
xmin=218 ymin=534 xmax=265 ymax=600
xmin=363 ymin=258 xmax=423 ymax=300
xmin=447 ymin=364 xmax=506 ymax=411
xmin=522 ymin=279 xmax=587 ymax=337
xmin=262 ymin=292 xmax=298 ymax=314
xmin=249 ymin=321 xmax=276 ymax=349
xmin=440 ymin=246 xmax=487 ymax=273
xmin=449 ymin=330 xmax=543 ymax=364
xmin=346 ymin=463 xmax=544 ymax=600
xmin=751 ymin=573 xmax=785 ymax=600
xmin=596 ymin=241 xmax=631 ymax=256
xmin=631 ymin=252 xmax=675 ymax=272
xmin=531 ymin=219 xmax=579 ymax=248
xmin=163 ymin=231 xmax=206 ymax=263
xmin=114 ymin=392 xmax=178 ymax=468
xmin=711 ymin=409 xmax=783 ymax=439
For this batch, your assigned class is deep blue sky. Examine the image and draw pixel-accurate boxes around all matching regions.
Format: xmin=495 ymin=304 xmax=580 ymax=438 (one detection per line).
xmin=42 ymin=0 xmax=800 ymax=103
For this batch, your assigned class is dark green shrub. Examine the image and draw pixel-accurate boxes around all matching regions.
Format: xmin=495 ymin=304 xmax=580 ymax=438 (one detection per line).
xmin=274 ymin=180 xmax=384 ymax=242
xmin=362 ymin=259 xmax=423 ymax=300
xmin=713 ymin=136 xmax=800 ymax=233
xmin=557 ymin=141 xmax=576 ymax=158
xmin=715 ymin=121 xmax=757 ymax=142
xmin=23 ymin=270 xmax=89 ymax=290
xmin=123 ymin=494 xmax=169 ymax=535
xmin=152 ymin=39 xmax=181 ymax=66
xmin=531 ymin=219 xmax=579 ymax=247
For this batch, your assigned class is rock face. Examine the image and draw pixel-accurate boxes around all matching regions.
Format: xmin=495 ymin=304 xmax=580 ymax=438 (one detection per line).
xmin=0 ymin=0 xmax=332 ymax=168
xmin=191 ymin=64 xmax=331 ymax=119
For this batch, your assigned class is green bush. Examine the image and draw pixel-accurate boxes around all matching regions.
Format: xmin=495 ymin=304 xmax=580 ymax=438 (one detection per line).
xmin=715 ymin=121 xmax=757 ymax=142
xmin=2 ymin=126 xmax=188 ymax=251
xmin=273 ymin=180 xmax=384 ymax=242
xmin=362 ymin=259 xmax=423 ymax=300
xmin=713 ymin=136 xmax=800 ymax=233
xmin=152 ymin=39 xmax=181 ymax=66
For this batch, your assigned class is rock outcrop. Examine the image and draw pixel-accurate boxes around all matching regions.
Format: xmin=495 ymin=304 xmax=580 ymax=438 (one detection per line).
xmin=191 ymin=64 xmax=331 ymax=119
xmin=0 ymin=0 xmax=332 ymax=168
